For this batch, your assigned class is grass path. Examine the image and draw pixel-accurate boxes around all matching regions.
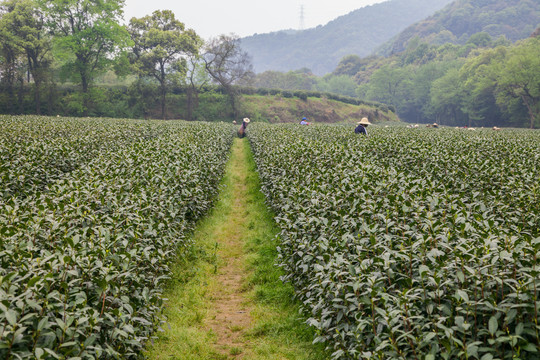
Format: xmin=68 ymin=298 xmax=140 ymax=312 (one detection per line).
xmin=145 ymin=138 xmax=329 ymax=359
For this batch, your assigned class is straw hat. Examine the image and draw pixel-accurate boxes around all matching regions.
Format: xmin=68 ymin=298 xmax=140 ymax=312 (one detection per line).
xmin=433 ymin=122 xmax=438 ymax=126
xmin=358 ymin=117 xmax=371 ymax=125
xmin=243 ymin=117 xmax=250 ymax=123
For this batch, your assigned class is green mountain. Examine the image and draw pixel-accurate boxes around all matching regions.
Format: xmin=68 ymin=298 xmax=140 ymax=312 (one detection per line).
xmin=379 ymin=0 xmax=540 ymax=55
xmin=240 ymin=0 xmax=453 ymax=76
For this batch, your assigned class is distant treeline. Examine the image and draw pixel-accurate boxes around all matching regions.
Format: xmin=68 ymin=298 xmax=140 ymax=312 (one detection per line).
xmin=242 ymin=0 xmax=540 ymax=129
xmin=247 ymin=32 xmax=540 ymax=128
xmin=0 ymin=83 xmax=393 ymax=121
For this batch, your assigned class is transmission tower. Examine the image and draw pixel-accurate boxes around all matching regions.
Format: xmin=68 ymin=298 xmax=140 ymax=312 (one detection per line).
xmin=299 ymin=5 xmax=305 ymax=30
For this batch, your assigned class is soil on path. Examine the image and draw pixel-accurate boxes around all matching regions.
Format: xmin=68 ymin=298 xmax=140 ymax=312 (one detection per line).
xmin=146 ymin=137 xmax=325 ymax=360
xmin=204 ymin=138 xmax=254 ymax=358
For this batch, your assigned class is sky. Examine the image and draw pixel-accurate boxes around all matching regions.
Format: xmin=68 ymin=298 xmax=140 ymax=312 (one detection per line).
xmin=123 ymin=0 xmax=388 ymax=40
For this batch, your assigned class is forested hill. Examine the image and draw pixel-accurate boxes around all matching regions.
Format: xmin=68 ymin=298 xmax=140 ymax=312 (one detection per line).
xmin=240 ymin=0 xmax=453 ymax=75
xmin=379 ymin=0 xmax=540 ymax=55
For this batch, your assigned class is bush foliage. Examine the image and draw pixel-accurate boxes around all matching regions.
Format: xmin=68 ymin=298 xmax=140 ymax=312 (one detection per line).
xmin=248 ymin=124 xmax=540 ymax=359
xmin=0 ymin=116 xmax=234 ymax=359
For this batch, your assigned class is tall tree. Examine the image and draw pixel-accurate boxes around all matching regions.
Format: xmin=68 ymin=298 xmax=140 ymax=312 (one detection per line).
xmin=203 ymin=34 xmax=253 ymax=119
xmin=429 ymin=68 xmax=467 ymax=126
xmin=38 ymin=0 xmax=130 ymax=115
xmin=1 ymin=0 xmax=51 ymax=114
xmin=365 ymin=64 xmax=411 ymax=112
xmin=184 ymin=52 xmax=208 ymax=121
xmin=316 ymin=75 xmax=358 ymax=98
xmin=0 ymin=0 xmax=24 ymax=114
xmin=495 ymin=38 xmax=540 ymax=129
xmin=129 ymin=10 xmax=200 ymax=120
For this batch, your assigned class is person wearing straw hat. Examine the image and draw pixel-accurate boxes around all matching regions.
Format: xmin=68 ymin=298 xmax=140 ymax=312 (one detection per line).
xmin=238 ymin=117 xmax=250 ymax=138
xmin=355 ymin=117 xmax=371 ymax=136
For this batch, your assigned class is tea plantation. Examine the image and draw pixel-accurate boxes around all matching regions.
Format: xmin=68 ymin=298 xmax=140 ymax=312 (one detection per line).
xmin=248 ymin=124 xmax=540 ymax=360
xmin=1 ymin=116 xmax=539 ymax=359
xmin=0 ymin=116 xmax=234 ymax=358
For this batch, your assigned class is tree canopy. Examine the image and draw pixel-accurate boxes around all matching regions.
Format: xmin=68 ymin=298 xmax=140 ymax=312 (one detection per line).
xmin=129 ymin=9 xmax=201 ymax=119
xmin=38 ymin=0 xmax=130 ymax=114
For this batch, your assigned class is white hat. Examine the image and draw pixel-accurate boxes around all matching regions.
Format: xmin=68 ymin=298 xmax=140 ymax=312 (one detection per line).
xmin=243 ymin=117 xmax=250 ymax=123
xmin=358 ymin=117 xmax=371 ymax=125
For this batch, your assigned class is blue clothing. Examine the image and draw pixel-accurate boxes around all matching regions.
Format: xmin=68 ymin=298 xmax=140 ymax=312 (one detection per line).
xmin=355 ymin=124 xmax=367 ymax=135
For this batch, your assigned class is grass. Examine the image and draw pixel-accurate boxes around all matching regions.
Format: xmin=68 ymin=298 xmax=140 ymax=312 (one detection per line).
xmin=239 ymin=139 xmax=330 ymax=359
xmin=144 ymin=138 xmax=330 ymax=359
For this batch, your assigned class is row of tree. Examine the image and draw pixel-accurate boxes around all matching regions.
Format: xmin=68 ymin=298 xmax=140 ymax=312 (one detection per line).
xmin=247 ymin=32 xmax=540 ymax=128
xmin=354 ymin=34 xmax=540 ymax=128
xmin=2 ymin=0 xmax=538 ymax=127
xmin=0 ymin=0 xmax=253 ymax=119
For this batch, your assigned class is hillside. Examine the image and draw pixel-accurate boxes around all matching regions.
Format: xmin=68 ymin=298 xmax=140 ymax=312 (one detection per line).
xmin=240 ymin=0 xmax=453 ymax=76
xmin=241 ymin=94 xmax=398 ymax=124
xmin=379 ymin=0 xmax=540 ymax=55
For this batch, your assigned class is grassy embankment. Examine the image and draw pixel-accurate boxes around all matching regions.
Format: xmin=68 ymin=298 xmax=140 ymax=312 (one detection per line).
xmin=145 ymin=138 xmax=329 ymax=359
xmin=242 ymin=94 xmax=399 ymax=124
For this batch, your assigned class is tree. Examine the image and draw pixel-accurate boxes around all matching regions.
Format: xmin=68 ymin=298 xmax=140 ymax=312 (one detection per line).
xmin=316 ymin=75 xmax=358 ymax=98
xmin=333 ymin=55 xmax=363 ymax=76
xmin=429 ymin=68 xmax=467 ymax=126
xmin=1 ymin=0 xmax=51 ymax=114
xmin=0 ymin=0 xmax=25 ymax=114
xmin=459 ymin=46 xmax=507 ymax=126
xmin=204 ymin=34 xmax=254 ymax=119
xmin=39 ymin=0 xmax=130 ymax=115
xmin=184 ymin=52 xmax=208 ymax=121
xmin=495 ymin=38 xmax=540 ymax=129
xmin=129 ymin=10 xmax=200 ymax=120
xmin=365 ymin=64 xmax=411 ymax=112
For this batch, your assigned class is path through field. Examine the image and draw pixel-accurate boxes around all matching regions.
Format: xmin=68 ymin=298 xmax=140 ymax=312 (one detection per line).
xmin=203 ymin=137 xmax=255 ymax=357
xmin=146 ymin=138 xmax=326 ymax=360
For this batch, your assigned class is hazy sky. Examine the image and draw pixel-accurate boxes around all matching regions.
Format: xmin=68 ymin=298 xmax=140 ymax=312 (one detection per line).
xmin=124 ymin=0 xmax=388 ymax=39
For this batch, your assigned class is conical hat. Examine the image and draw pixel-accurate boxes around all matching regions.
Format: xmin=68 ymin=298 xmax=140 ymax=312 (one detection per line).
xmin=358 ymin=117 xmax=371 ymax=125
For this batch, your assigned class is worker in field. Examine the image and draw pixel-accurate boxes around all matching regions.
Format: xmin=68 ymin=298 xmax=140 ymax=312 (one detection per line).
xmin=238 ymin=117 xmax=250 ymax=138
xmin=300 ymin=117 xmax=310 ymax=125
xmin=354 ymin=117 xmax=371 ymax=136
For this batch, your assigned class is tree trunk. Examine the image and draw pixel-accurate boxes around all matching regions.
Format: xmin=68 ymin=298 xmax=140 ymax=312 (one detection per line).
xmin=47 ymin=85 xmax=53 ymax=115
xmin=7 ymin=83 xmax=15 ymax=114
xmin=34 ymin=80 xmax=41 ymax=115
xmin=81 ymin=73 xmax=89 ymax=117
xmin=521 ymin=95 xmax=535 ymax=129
xmin=160 ymin=84 xmax=166 ymax=120
xmin=186 ymin=87 xmax=195 ymax=121
xmin=225 ymin=85 xmax=238 ymax=119
xmin=17 ymin=76 xmax=24 ymax=114
xmin=29 ymin=54 xmax=43 ymax=115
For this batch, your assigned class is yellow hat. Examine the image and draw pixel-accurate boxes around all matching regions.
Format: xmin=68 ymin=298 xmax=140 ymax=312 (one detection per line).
xmin=243 ymin=118 xmax=250 ymax=123
xmin=358 ymin=117 xmax=371 ymax=125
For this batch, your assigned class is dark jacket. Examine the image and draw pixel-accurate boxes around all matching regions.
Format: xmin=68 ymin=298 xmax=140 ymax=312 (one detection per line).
xmin=355 ymin=124 xmax=367 ymax=135
xmin=238 ymin=121 xmax=248 ymax=138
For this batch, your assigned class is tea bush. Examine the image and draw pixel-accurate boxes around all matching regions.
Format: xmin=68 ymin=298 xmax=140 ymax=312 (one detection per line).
xmin=0 ymin=116 xmax=234 ymax=359
xmin=248 ymin=124 xmax=540 ymax=359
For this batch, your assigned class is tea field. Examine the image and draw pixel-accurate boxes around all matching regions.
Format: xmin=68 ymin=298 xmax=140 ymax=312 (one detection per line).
xmin=0 ymin=116 xmax=234 ymax=359
xmin=248 ymin=124 xmax=540 ymax=359
xmin=1 ymin=116 xmax=539 ymax=360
